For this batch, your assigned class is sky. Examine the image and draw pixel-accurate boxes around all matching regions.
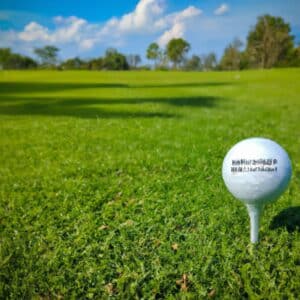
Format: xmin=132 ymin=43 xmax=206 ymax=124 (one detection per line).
xmin=0 ymin=0 xmax=300 ymax=62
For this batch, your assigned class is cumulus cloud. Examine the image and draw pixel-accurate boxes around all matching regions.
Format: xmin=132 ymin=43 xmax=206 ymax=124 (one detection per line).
xmin=79 ymin=39 xmax=96 ymax=50
xmin=157 ymin=6 xmax=202 ymax=46
xmin=53 ymin=17 xmax=87 ymax=42
xmin=118 ymin=0 xmax=164 ymax=33
xmin=19 ymin=22 xmax=50 ymax=42
xmin=174 ymin=6 xmax=202 ymax=20
xmin=98 ymin=0 xmax=165 ymax=38
xmin=158 ymin=23 xmax=185 ymax=46
xmin=0 ymin=0 xmax=203 ymax=56
xmin=18 ymin=16 xmax=88 ymax=44
xmin=214 ymin=4 xmax=230 ymax=16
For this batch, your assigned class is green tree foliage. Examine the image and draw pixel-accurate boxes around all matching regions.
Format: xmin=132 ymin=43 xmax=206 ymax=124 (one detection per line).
xmin=183 ymin=55 xmax=202 ymax=71
xmin=202 ymin=52 xmax=217 ymax=71
xmin=126 ymin=54 xmax=141 ymax=69
xmin=219 ymin=38 xmax=244 ymax=70
xmin=103 ymin=48 xmax=129 ymax=70
xmin=59 ymin=51 xmax=130 ymax=71
xmin=295 ymin=46 xmax=300 ymax=66
xmin=166 ymin=38 xmax=190 ymax=69
xmin=277 ymin=44 xmax=300 ymax=67
xmin=246 ymin=15 xmax=294 ymax=68
xmin=146 ymin=43 xmax=161 ymax=67
xmin=2 ymin=14 xmax=300 ymax=72
xmin=60 ymin=57 xmax=85 ymax=70
xmin=34 ymin=45 xmax=60 ymax=67
xmin=0 ymin=48 xmax=37 ymax=69
xmin=89 ymin=58 xmax=104 ymax=70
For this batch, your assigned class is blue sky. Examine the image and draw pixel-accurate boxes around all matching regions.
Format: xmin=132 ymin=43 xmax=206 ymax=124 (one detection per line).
xmin=0 ymin=0 xmax=299 ymax=62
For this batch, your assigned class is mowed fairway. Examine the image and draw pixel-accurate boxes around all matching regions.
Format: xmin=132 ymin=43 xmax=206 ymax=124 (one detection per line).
xmin=0 ymin=69 xmax=299 ymax=298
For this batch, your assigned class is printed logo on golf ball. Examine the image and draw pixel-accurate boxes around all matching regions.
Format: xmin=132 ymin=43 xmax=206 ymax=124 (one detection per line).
xmin=222 ymin=137 xmax=292 ymax=243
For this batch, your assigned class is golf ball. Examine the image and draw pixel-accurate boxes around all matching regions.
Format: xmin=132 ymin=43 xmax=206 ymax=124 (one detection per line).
xmin=222 ymin=137 xmax=292 ymax=205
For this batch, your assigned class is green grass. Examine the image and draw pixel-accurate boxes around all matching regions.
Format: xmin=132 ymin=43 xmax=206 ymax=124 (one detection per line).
xmin=0 ymin=69 xmax=299 ymax=299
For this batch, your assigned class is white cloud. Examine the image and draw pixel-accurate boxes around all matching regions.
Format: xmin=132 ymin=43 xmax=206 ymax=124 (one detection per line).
xmin=0 ymin=0 xmax=203 ymax=57
xmin=53 ymin=17 xmax=87 ymax=42
xmin=53 ymin=16 xmax=64 ymax=24
xmin=160 ymin=5 xmax=202 ymax=25
xmin=99 ymin=0 xmax=166 ymax=37
xmin=158 ymin=23 xmax=185 ymax=46
xmin=118 ymin=0 xmax=164 ymax=32
xmin=18 ymin=16 xmax=88 ymax=45
xmin=157 ymin=6 xmax=202 ymax=46
xmin=214 ymin=4 xmax=230 ymax=16
xmin=19 ymin=22 xmax=50 ymax=42
xmin=79 ymin=38 xmax=96 ymax=50
xmin=174 ymin=6 xmax=202 ymax=20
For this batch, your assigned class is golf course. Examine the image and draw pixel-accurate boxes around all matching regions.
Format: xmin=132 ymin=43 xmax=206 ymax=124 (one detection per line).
xmin=0 ymin=69 xmax=299 ymax=298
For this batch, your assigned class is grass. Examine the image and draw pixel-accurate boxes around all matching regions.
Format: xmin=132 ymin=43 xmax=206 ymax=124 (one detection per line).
xmin=0 ymin=69 xmax=299 ymax=299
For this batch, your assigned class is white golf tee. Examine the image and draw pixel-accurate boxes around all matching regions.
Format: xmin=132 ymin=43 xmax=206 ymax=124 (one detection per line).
xmin=247 ymin=204 xmax=263 ymax=243
xmin=222 ymin=137 xmax=292 ymax=243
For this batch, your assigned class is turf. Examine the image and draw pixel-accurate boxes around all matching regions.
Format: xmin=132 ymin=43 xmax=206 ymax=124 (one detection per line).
xmin=0 ymin=69 xmax=299 ymax=299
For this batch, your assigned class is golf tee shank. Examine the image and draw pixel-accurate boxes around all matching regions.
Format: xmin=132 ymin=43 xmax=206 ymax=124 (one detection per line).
xmin=246 ymin=204 xmax=262 ymax=243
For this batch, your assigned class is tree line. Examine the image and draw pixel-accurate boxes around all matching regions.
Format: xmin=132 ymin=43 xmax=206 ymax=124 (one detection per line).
xmin=1 ymin=15 xmax=299 ymax=71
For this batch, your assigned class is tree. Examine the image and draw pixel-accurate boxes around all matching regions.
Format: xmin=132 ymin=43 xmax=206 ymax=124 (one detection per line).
xmin=126 ymin=54 xmax=141 ymax=69
xmin=34 ymin=45 xmax=59 ymax=67
xmin=61 ymin=57 xmax=85 ymax=70
xmin=295 ymin=46 xmax=300 ymax=66
xmin=184 ymin=55 xmax=202 ymax=71
xmin=219 ymin=38 xmax=243 ymax=70
xmin=146 ymin=43 xmax=161 ymax=67
xmin=202 ymin=52 xmax=217 ymax=71
xmin=88 ymin=57 xmax=104 ymax=70
xmin=0 ymin=48 xmax=12 ymax=68
xmin=246 ymin=15 xmax=294 ymax=68
xmin=273 ymin=46 xmax=300 ymax=67
xmin=166 ymin=38 xmax=190 ymax=69
xmin=0 ymin=48 xmax=37 ymax=69
xmin=103 ymin=48 xmax=129 ymax=70
xmin=13 ymin=54 xmax=37 ymax=69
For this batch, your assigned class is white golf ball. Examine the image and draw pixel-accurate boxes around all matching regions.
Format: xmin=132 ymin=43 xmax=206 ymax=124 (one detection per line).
xmin=222 ymin=137 xmax=292 ymax=205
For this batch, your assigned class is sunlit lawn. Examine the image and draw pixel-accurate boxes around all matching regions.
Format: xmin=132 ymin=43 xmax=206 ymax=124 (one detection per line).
xmin=0 ymin=69 xmax=299 ymax=298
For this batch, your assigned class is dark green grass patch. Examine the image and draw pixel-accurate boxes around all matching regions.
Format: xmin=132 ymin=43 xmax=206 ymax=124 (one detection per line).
xmin=0 ymin=69 xmax=299 ymax=299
